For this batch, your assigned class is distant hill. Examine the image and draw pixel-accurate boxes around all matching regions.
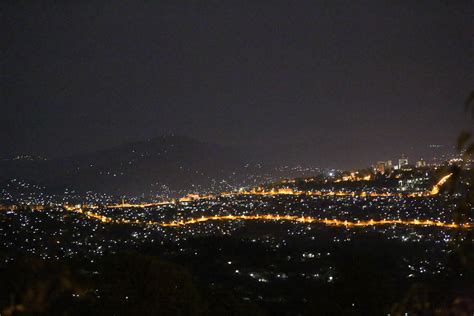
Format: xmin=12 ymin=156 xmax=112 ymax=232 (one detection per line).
xmin=0 ymin=135 xmax=275 ymax=197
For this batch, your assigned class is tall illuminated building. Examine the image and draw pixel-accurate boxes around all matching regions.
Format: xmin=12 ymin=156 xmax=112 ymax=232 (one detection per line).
xmin=416 ymin=159 xmax=426 ymax=168
xmin=398 ymin=155 xmax=408 ymax=169
xmin=376 ymin=161 xmax=386 ymax=174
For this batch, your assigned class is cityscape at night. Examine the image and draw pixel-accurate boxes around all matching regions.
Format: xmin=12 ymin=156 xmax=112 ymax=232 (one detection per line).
xmin=1 ymin=1 xmax=473 ymax=315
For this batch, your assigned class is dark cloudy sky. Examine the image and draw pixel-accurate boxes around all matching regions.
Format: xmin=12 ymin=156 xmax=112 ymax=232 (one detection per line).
xmin=2 ymin=1 xmax=473 ymax=167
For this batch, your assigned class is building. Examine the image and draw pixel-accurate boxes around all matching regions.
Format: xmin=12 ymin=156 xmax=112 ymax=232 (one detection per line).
xmin=398 ymin=155 xmax=409 ymax=169
xmin=385 ymin=160 xmax=393 ymax=172
xmin=416 ymin=159 xmax=426 ymax=168
xmin=375 ymin=161 xmax=386 ymax=174
xmin=374 ymin=160 xmax=393 ymax=174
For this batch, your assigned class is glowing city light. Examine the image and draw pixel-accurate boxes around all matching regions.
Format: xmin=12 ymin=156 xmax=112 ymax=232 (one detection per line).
xmin=64 ymin=206 xmax=472 ymax=229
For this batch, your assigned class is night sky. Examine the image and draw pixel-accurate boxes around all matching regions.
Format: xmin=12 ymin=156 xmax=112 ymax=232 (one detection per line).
xmin=2 ymin=1 xmax=473 ymax=167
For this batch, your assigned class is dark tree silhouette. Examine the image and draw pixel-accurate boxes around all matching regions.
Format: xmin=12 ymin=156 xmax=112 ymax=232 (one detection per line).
xmin=391 ymin=91 xmax=474 ymax=315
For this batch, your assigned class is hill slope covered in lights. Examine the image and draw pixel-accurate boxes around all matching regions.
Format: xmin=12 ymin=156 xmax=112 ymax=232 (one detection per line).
xmin=0 ymin=135 xmax=275 ymax=197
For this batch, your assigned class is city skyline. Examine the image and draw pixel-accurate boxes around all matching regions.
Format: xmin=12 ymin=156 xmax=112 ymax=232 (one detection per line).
xmin=1 ymin=1 xmax=473 ymax=315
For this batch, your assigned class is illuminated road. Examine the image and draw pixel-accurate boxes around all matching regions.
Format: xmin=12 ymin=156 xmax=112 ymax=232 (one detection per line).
xmin=101 ymin=173 xmax=454 ymax=209
xmin=158 ymin=214 xmax=471 ymax=229
xmin=65 ymin=206 xmax=472 ymax=229
xmin=59 ymin=173 xmax=469 ymax=230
